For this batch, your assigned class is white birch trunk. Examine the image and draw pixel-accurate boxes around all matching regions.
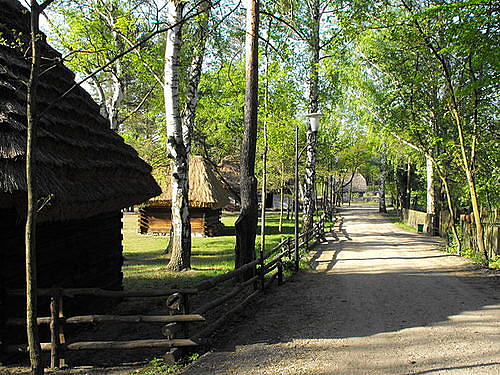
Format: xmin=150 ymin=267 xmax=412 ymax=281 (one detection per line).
xmin=106 ymin=5 xmax=124 ymax=130
xmin=426 ymin=155 xmax=435 ymax=215
xmin=164 ymin=1 xmax=191 ymax=271
xmin=379 ymin=151 xmax=387 ymax=213
xmin=108 ymin=70 xmax=123 ymax=130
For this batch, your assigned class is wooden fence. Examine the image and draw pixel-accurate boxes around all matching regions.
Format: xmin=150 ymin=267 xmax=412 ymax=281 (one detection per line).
xmin=3 ymin=211 xmax=330 ymax=369
xmin=401 ymin=208 xmax=499 ymax=259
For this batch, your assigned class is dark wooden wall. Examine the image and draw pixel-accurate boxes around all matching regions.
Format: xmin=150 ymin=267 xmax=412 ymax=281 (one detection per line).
xmin=139 ymin=206 xmax=223 ymax=236
xmin=0 ymin=209 xmax=124 ymax=349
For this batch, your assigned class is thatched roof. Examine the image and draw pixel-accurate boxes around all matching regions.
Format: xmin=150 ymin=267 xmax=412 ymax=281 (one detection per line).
xmin=151 ymin=156 xmax=232 ymax=209
xmin=340 ymin=172 xmax=367 ymax=193
xmin=0 ymin=0 xmax=161 ymax=222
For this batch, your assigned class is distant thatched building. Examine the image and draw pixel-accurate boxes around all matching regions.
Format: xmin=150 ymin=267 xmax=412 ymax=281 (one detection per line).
xmin=0 ymin=0 xmax=160 ymax=344
xmin=139 ymin=156 xmax=233 ymax=236
xmin=340 ymin=172 xmax=368 ymax=195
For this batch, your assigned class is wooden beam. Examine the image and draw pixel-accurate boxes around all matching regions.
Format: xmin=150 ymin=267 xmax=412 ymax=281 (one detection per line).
xmin=5 ymin=339 xmax=199 ymax=353
xmin=195 ymin=259 xmax=260 ymax=291
xmin=7 ymin=314 xmax=205 ymax=326
xmin=7 ymin=287 xmax=198 ymax=298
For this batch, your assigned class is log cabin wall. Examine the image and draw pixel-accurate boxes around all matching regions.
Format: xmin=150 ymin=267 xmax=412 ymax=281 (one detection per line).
xmin=139 ymin=206 xmax=223 ymax=237
xmin=0 ymin=209 xmax=124 ymax=333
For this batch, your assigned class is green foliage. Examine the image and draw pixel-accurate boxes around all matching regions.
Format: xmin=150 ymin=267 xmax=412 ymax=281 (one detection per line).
xmin=346 ymin=0 xmax=499 ymax=216
xmin=194 ymin=61 xmax=245 ymax=161
xmin=130 ymin=358 xmax=182 ymax=375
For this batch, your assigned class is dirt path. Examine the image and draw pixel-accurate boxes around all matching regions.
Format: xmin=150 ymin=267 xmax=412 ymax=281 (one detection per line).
xmin=180 ymin=205 xmax=500 ymax=375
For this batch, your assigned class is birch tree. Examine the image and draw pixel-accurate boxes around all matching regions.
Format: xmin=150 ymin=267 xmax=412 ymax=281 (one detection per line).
xmin=302 ymin=0 xmax=321 ymax=233
xmin=50 ymin=0 xmax=143 ymax=130
xmin=379 ymin=150 xmax=387 ymax=213
xmin=164 ymin=0 xmax=191 ymax=271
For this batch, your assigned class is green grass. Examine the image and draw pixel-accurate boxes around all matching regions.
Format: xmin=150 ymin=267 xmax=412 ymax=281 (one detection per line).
xmin=128 ymin=358 xmax=182 ymax=375
xmin=121 ymin=211 xmax=298 ymax=291
xmin=393 ymin=221 xmax=417 ymax=233
xmin=489 ymin=258 xmax=500 ymax=269
xmin=382 ymin=210 xmax=417 ymax=233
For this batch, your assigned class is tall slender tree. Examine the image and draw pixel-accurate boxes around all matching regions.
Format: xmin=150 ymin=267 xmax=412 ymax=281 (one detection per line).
xmin=26 ymin=2 xmax=43 ymax=371
xmin=302 ymin=0 xmax=321 ymax=233
xmin=26 ymin=2 xmax=58 ymax=373
xmin=164 ymin=0 xmax=191 ymax=271
xmin=234 ymin=0 xmax=259 ymax=280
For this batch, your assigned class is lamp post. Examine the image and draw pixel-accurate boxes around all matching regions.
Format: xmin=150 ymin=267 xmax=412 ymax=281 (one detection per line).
xmin=294 ymin=112 xmax=321 ymax=271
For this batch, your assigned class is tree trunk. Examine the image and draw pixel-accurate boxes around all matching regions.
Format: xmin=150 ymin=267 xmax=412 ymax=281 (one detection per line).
xmin=234 ymin=0 xmax=259 ymax=281
xmin=303 ymin=0 xmax=320 ymax=233
xmin=286 ymin=194 xmax=291 ymax=220
xmin=164 ymin=1 xmax=191 ymax=271
xmin=108 ymin=64 xmax=123 ymax=130
xmin=406 ymin=156 xmax=411 ymax=209
xmin=260 ymin=44 xmax=270 ymax=255
xmin=451 ymin=108 xmax=487 ymax=262
xmin=105 ymin=4 xmax=125 ymax=131
xmin=379 ymin=151 xmax=387 ymax=213
xmin=426 ymin=154 xmax=436 ymax=234
xmin=26 ymin=2 xmax=43 ymax=373
xmin=348 ymin=176 xmax=353 ymax=207
xmin=279 ymin=189 xmax=284 ymax=232
xmin=182 ymin=0 xmax=210 ymax=154
xmin=440 ymin=175 xmax=462 ymax=255
xmin=260 ymin=123 xmax=267 ymax=254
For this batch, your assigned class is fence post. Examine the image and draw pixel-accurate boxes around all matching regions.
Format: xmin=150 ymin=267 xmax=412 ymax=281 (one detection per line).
xmin=164 ymin=293 xmax=189 ymax=339
xmin=58 ymin=294 xmax=66 ymax=368
xmin=50 ymin=291 xmax=61 ymax=369
xmin=277 ymin=260 xmax=283 ymax=286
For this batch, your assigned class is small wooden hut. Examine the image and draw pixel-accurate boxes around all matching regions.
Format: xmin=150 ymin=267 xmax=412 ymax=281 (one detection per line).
xmin=0 ymin=0 xmax=161 ymax=347
xmin=139 ymin=156 xmax=233 ymax=236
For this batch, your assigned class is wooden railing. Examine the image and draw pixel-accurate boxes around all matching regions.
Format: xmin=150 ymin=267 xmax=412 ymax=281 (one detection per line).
xmin=3 ymin=211 xmax=331 ymax=368
xmin=5 ymin=288 xmax=202 ymax=369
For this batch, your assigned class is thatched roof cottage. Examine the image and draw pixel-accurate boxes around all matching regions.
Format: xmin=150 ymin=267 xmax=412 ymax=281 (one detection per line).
xmin=341 ymin=172 xmax=368 ymax=194
xmin=139 ymin=156 xmax=233 ymax=236
xmin=0 ymin=0 xmax=161 ymax=346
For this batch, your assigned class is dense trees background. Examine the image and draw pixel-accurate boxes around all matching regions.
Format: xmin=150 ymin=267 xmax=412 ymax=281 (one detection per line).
xmin=41 ymin=0 xmax=498 ymax=265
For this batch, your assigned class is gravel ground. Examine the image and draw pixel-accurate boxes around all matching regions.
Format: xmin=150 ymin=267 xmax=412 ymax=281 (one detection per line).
xmin=179 ymin=206 xmax=500 ymax=375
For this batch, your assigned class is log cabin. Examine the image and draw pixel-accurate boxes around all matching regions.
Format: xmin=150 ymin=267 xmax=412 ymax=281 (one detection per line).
xmin=139 ymin=156 xmax=233 ymax=237
xmin=0 ymin=0 xmax=161 ymax=352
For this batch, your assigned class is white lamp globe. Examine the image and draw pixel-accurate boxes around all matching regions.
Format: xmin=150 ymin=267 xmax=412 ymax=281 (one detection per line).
xmin=306 ymin=112 xmax=322 ymax=132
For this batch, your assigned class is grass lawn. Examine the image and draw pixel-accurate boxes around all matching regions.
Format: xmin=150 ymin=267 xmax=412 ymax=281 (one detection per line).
xmin=121 ymin=211 xmax=297 ymax=291
xmin=382 ymin=209 xmax=417 ymax=233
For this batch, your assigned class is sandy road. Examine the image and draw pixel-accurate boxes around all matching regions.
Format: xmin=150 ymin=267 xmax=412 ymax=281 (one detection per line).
xmin=180 ymin=206 xmax=500 ymax=375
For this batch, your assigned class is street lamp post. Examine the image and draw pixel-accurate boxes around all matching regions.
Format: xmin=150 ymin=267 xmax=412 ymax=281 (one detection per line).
xmin=294 ymin=112 xmax=321 ymax=272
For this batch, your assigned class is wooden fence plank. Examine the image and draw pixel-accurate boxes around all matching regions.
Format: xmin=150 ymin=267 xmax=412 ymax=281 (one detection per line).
xmin=5 ymin=339 xmax=199 ymax=353
xmin=7 ymin=314 xmax=205 ymax=325
xmin=7 ymin=288 xmax=198 ymax=298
